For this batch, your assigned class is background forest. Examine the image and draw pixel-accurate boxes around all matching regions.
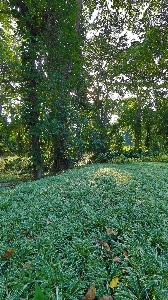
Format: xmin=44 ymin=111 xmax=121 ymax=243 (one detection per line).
xmin=0 ymin=0 xmax=168 ymax=179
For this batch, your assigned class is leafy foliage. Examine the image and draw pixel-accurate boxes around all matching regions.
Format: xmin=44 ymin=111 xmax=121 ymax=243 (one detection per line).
xmin=0 ymin=155 xmax=31 ymax=184
xmin=33 ymin=285 xmax=46 ymax=300
xmin=1 ymin=0 xmax=168 ymax=177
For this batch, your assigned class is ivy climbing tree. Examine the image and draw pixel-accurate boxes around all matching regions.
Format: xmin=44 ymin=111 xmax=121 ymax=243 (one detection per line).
xmin=1 ymin=0 xmax=84 ymax=178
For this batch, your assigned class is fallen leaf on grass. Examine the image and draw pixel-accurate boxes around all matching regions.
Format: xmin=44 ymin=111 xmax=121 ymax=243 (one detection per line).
xmin=123 ymin=249 xmax=129 ymax=256
xmin=113 ymin=256 xmax=122 ymax=263
xmin=109 ymin=277 xmax=119 ymax=288
xmin=1 ymin=248 xmax=16 ymax=259
xmin=22 ymin=229 xmax=30 ymax=236
xmin=101 ymin=241 xmax=111 ymax=252
xmin=100 ymin=296 xmax=113 ymax=300
xmin=82 ymin=285 xmax=96 ymax=300
xmin=104 ymin=253 xmax=111 ymax=258
xmin=93 ymin=238 xmax=111 ymax=252
xmin=46 ymin=220 xmax=52 ymax=225
xmin=106 ymin=228 xmax=118 ymax=236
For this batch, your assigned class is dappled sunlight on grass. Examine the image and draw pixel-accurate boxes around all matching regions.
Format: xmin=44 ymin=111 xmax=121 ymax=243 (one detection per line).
xmin=93 ymin=166 xmax=132 ymax=185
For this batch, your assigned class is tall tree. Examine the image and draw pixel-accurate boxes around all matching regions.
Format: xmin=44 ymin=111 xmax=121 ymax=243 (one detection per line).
xmin=2 ymin=0 xmax=83 ymax=178
xmin=0 ymin=3 xmax=21 ymax=153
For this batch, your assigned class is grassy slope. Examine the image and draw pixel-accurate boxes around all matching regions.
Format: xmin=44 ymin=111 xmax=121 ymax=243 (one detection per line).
xmin=0 ymin=162 xmax=168 ymax=300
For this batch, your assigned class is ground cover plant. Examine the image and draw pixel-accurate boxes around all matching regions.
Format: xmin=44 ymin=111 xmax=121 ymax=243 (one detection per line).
xmin=0 ymin=162 xmax=168 ymax=299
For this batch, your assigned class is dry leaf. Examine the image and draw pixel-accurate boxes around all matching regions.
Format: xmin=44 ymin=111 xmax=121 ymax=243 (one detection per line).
xmin=28 ymin=236 xmax=34 ymax=240
xmin=109 ymin=277 xmax=119 ymax=289
xmin=82 ymin=285 xmax=96 ymax=300
xmin=106 ymin=228 xmax=118 ymax=236
xmin=101 ymin=241 xmax=111 ymax=252
xmin=123 ymin=249 xmax=129 ymax=256
xmin=1 ymin=248 xmax=16 ymax=259
xmin=46 ymin=220 xmax=52 ymax=225
xmin=105 ymin=253 xmax=111 ymax=258
xmin=100 ymin=296 xmax=113 ymax=300
xmin=22 ymin=229 xmax=30 ymax=236
xmin=113 ymin=256 xmax=122 ymax=263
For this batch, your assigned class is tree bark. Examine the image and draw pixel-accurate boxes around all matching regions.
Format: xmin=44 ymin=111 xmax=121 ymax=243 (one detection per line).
xmin=134 ymin=96 xmax=142 ymax=149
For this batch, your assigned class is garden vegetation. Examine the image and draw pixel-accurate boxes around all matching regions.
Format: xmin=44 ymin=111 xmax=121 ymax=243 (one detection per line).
xmin=0 ymin=161 xmax=168 ymax=299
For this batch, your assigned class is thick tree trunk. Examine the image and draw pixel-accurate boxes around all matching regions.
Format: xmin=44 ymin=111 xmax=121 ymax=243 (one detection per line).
xmin=22 ymin=38 xmax=43 ymax=180
xmin=13 ymin=1 xmax=43 ymax=179
xmin=52 ymin=134 xmax=69 ymax=173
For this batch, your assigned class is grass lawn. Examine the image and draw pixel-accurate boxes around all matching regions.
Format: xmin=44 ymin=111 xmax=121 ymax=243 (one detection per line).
xmin=0 ymin=162 xmax=168 ymax=299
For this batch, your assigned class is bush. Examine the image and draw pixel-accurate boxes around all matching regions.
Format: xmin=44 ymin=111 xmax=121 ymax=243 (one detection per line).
xmin=93 ymin=149 xmax=168 ymax=164
xmin=0 ymin=155 xmax=32 ymax=183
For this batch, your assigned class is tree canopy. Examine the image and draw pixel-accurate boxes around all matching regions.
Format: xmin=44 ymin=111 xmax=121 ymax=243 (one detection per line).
xmin=0 ymin=0 xmax=167 ymax=178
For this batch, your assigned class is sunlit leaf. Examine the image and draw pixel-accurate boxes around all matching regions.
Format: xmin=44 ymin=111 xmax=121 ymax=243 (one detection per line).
xmin=109 ymin=277 xmax=119 ymax=288
xmin=82 ymin=285 xmax=96 ymax=300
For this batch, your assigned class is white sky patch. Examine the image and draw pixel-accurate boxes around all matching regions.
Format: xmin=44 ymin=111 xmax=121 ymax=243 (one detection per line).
xmin=110 ymin=114 xmax=119 ymax=124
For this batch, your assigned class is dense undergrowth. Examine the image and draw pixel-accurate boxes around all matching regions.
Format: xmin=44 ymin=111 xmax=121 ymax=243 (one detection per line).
xmin=0 ymin=156 xmax=32 ymax=185
xmin=1 ymin=150 xmax=168 ymax=185
xmin=0 ymin=161 xmax=168 ymax=299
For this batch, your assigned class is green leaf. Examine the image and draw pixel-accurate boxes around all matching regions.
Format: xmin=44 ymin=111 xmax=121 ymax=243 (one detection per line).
xmin=33 ymin=285 xmax=46 ymax=300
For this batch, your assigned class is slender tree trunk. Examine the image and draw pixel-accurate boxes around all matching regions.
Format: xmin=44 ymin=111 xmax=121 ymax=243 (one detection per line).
xmin=134 ymin=97 xmax=141 ymax=149
xmin=27 ymin=76 xmax=43 ymax=179
xmin=0 ymin=101 xmax=3 ymax=150
xmin=145 ymin=125 xmax=151 ymax=149
xmin=76 ymin=0 xmax=82 ymax=35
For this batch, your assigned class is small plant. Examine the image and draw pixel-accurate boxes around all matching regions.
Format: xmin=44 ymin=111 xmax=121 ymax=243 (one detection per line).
xmin=33 ymin=285 xmax=46 ymax=300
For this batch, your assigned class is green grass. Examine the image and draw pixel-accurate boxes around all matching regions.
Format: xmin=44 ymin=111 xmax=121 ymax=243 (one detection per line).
xmin=0 ymin=162 xmax=168 ymax=299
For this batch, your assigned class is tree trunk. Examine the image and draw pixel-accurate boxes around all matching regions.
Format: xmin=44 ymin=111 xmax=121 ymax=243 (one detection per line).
xmin=22 ymin=37 xmax=43 ymax=180
xmin=52 ymin=134 xmax=69 ymax=173
xmin=145 ymin=125 xmax=151 ymax=149
xmin=134 ymin=97 xmax=141 ymax=149
xmin=76 ymin=0 xmax=82 ymax=36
